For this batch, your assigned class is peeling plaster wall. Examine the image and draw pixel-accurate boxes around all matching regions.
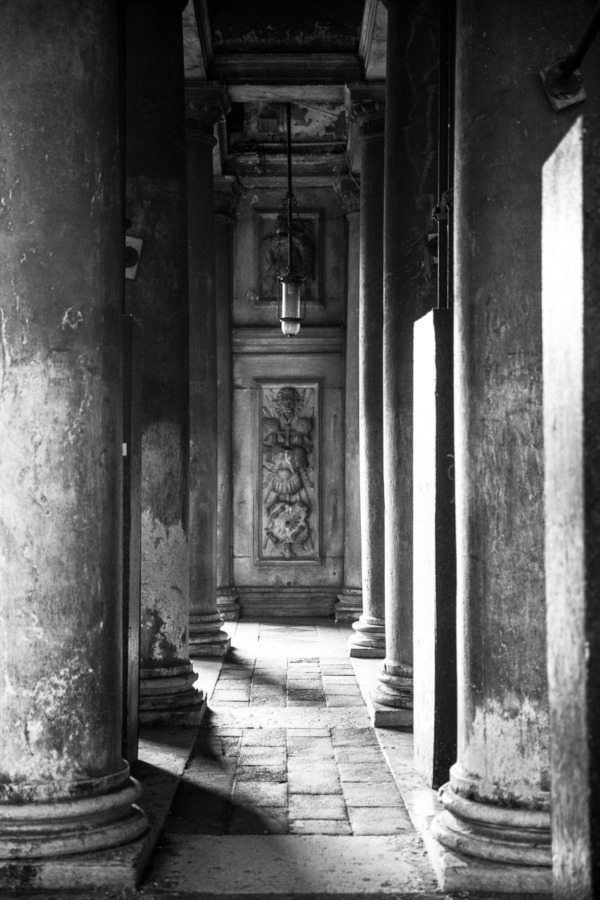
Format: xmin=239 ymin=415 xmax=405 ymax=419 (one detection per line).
xmin=207 ymin=0 xmax=364 ymax=53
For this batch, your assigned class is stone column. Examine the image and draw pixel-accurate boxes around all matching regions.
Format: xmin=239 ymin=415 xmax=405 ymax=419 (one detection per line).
xmin=336 ymin=179 xmax=362 ymax=624
xmin=126 ymin=0 xmax=203 ymax=721
xmin=372 ymin=0 xmax=438 ymax=717
xmin=186 ymin=86 xmax=231 ymax=657
xmin=215 ymin=184 xmax=240 ymax=621
xmin=348 ymin=99 xmax=386 ymax=659
xmin=428 ymin=0 xmax=571 ymax=890
xmin=0 ymin=0 xmax=147 ymax=864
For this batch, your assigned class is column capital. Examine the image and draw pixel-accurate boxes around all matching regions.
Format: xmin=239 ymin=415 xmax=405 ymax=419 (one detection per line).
xmin=351 ymin=98 xmax=385 ymax=136
xmin=334 ymin=176 xmax=360 ymax=214
xmin=346 ymin=84 xmax=386 ymax=138
xmin=185 ymin=83 xmax=230 ymax=136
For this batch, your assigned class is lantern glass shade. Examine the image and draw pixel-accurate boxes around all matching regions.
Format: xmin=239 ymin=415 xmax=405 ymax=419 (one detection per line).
xmin=278 ymin=273 xmax=305 ymax=336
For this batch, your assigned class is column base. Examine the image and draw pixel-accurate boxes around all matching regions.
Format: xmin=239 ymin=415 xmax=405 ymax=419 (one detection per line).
xmin=348 ymin=614 xmax=386 ymax=658
xmin=189 ymin=612 xmax=231 ymax=658
xmin=139 ymin=662 xmax=205 ymax=725
xmin=335 ymin=588 xmax=362 ymax=623
xmin=427 ymin=783 xmax=552 ymax=893
xmin=217 ymin=587 xmax=240 ymax=621
xmin=0 ymin=769 xmax=148 ymax=859
xmin=372 ymin=662 xmax=413 ymax=708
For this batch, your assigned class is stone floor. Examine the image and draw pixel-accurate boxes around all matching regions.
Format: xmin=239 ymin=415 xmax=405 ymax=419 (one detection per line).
xmin=4 ymin=619 xmax=553 ymax=899
xmin=142 ymin=619 xmax=439 ymax=896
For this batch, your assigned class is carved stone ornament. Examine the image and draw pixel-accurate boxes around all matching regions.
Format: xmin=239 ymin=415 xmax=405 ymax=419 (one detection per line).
xmin=351 ymin=99 xmax=385 ymax=137
xmin=258 ymin=382 xmax=320 ymax=561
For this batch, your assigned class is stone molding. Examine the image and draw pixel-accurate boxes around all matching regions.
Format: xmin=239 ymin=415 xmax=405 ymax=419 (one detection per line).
xmin=232 ymin=326 xmax=344 ymax=356
xmin=210 ymin=52 xmax=361 ymax=84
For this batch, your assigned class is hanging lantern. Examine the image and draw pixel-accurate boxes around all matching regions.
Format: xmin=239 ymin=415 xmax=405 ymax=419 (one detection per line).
xmin=278 ymin=103 xmax=306 ymax=337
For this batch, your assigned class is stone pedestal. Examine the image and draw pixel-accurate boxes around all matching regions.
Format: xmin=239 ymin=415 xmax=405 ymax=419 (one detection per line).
xmin=542 ymin=114 xmax=600 ymax=899
xmin=336 ymin=182 xmax=362 ymax=624
xmin=126 ymin=0 xmax=203 ymax=721
xmin=427 ymin=0 xmax=566 ymax=890
xmin=372 ymin=0 xmax=438 ymax=717
xmin=348 ymin=98 xmax=386 ymax=659
xmin=0 ymin=0 xmax=147 ymax=874
xmin=186 ymin=86 xmax=231 ymax=657
xmin=413 ymin=309 xmax=456 ymax=789
xmin=215 ymin=190 xmax=240 ymax=622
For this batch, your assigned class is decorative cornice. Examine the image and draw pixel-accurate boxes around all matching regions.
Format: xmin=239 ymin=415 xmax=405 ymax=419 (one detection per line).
xmin=185 ymin=83 xmax=230 ymax=134
xmin=232 ymin=327 xmax=344 ymax=356
xmin=210 ymin=53 xmax=362 ymax=85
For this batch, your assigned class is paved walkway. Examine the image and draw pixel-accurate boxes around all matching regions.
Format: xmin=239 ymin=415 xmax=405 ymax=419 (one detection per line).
xmin=141 ymin=619 xmax=442 ymax=896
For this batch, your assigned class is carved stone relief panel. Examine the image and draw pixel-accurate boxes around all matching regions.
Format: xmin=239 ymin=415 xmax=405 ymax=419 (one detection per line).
xmin=256 ymin=380 xmax=321 ymax=563
xmin=255 ymin=208 xmax=322 ymax=304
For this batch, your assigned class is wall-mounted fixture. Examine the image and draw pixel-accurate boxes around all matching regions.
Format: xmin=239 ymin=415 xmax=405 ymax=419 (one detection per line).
xmin=125 ymin=235 xmax=143 ymax=281
xmin=540 ymin=2 xmax=600 ymax=111
xmin=278 ymin=103 xmax=306 ymax=337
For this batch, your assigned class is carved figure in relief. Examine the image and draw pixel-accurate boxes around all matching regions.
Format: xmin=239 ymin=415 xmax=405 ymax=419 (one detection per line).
xmin=261 ymin=216 xmax=315 ymax=299
xmin=262 ymin=386 xmax=315 ymax=559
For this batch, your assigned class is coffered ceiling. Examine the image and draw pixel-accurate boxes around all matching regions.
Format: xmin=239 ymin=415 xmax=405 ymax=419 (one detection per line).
xmin=182 ymin=0 xmax=387 ymax=177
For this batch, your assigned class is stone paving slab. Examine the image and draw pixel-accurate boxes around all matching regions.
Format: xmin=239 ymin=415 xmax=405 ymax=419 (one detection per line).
xmin=348 ymin=807 xmax=414 ymax=836
xmin=289 ymin=794 xmax=349 ymax=820
xmin=229 ymin=806 xmax=288 ymax=835
xmin=287 ymin=768 xmax=342 ymax=795
xmin=342 ymin=782 xmax=403 ymax=807
xmin=235 ymin=765 xmax=288 ymax=783
xmin=232 ymin=782 xmax=288 ymax=807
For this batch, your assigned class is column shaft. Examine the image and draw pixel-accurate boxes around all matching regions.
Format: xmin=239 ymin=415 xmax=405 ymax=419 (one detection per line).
xmin=215 ymin=204 xmax=240 ymax=621
xmin=0 ymin=0 xmax=146 ymax=863
xmin=337 ymin=187 xmax=362 ymax=623
xmin=186 ymin=90 xmax=231 ymax=657
xmin=373 ymin=0 xmax=438 ymax=714
xmin=428 ymin=0 xmax=580 ymax=889
xmin=349 ymin=102 xmax=386 ymax=658
xmin=126 ymin=0 xmax=203 ymax=720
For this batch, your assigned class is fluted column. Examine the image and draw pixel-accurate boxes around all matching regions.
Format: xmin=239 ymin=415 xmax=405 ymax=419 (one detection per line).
xmin=337 ymin=179 xmax=362 ymax=624
xmin=0 ymin=0 xmax=147 ymax=864
xmin=215 ymin=185 xmax=240 ymax=621
xmin=186 ymin=86 xmax=231 ymax=657
xmin=373 ymin=0 xmax=438 ymax=716
xmin=348 ymin=98 xmax=386 ymax=659
xmin=428 ymin=0 xmax=565 ymax=890
xmin=126 ymin=0 xmax=203 ymax=721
